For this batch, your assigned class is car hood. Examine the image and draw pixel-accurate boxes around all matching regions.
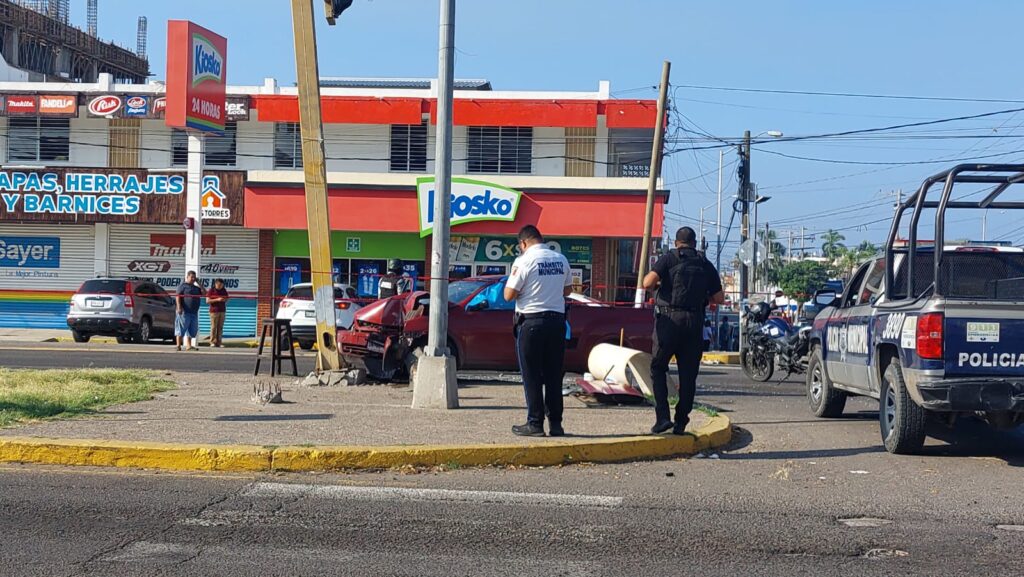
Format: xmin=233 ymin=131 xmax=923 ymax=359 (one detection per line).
xmin=352 ymin=291 xmax=435 ymax=329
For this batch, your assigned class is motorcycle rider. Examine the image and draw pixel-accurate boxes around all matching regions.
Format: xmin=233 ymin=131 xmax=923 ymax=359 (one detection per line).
xmin=378 ymin=259 xmax=412 ymax=299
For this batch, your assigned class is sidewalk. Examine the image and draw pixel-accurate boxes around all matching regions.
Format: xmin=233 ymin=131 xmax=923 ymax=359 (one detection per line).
xmin=0 ymin=371 xmax=731 ymax=471
xmin=0 ymin=328 xmax=256 ymax=348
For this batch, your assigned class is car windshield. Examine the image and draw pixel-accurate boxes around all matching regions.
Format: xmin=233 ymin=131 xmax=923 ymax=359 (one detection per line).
xmin=448 ymin=280 xmax=490 ymax=304
xmin=79 ymin=279 xmax=127 ymax=295
xmin=286 ymin=286 xmax=350 ymax=300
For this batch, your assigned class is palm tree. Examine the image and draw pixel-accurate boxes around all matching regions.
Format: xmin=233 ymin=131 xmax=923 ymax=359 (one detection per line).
xmin=855 ymin=240 xmax=878 ymax=259
xmin=821 ymin=230 xmax=846 ymax=259
xmin=756 ymin=229 xmax=787 ymax=289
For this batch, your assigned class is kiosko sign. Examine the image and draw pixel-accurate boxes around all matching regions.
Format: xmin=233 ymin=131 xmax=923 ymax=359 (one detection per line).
xmin=417 ymin=177 xmax=522 ymax=237
xmin=166 ymin=20 xmax=227 ymax=134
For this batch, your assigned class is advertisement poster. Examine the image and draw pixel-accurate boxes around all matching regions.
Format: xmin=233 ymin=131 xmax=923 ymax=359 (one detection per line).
xmin=357 ymin=263 xmax=380 ymax=298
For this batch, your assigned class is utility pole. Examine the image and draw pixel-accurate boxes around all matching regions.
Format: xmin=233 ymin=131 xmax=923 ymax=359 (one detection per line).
xmin=634 ymin=60 xmax=671 ymax=307
xmin=412 ymin=0 xmax=459 ymax=409
xmin=800 ymin=225 xmax=807 ymax=259
xmin=787 ymin=229 xmax=793 ymax=264
xmin=290 ymin=0 xmax=344 ymax=371
xmin=714 ymin=149 xmax=723 ymax=333
xmin=738 ymin=130 xmax=751 ymax=352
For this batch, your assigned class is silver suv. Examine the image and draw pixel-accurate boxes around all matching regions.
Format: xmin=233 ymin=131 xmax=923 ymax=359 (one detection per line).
xmin=67 ymin=278 xmax=177 ymax=344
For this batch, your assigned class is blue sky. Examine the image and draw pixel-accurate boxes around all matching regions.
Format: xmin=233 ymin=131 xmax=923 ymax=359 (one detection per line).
xmin=80 ymin=1 xmax=1024 ymax=254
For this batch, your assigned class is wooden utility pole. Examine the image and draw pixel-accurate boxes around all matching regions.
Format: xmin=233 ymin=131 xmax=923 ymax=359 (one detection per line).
xmin=290 ymin=0 xmax=341 ymax=371
xmin=738 ymin=130 xmax=751 ymax=352
xmin=634 ymin=60 xmax=671 ymax=306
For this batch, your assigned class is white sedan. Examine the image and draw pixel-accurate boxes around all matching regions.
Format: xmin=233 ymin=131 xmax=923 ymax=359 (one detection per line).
xmin=276 ymin=282 xmax=362 ymax=350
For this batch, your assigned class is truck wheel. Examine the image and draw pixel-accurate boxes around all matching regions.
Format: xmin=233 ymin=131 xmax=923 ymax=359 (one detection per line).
xmin=71 ymin=330 xmax=90 ymax=343
xmin=880 ymin=357 xmax=927 ymax=454
xmin=807 ymin=346 xmax=846 ymax=418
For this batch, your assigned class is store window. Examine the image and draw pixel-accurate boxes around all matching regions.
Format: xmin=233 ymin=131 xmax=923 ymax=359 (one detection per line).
xmin=108 ymin=118 xmax=141 ymax=168
xmin=609 ymin=128 xmax=654 ymax=177
xmin=275 ymin=257 xmax=424 ymax=307
xmin=615 ymin=239 xmax=641 ymax=303
xmin=172 ymin=122 xmax=238 ymax=167
xmin=274 ymin=122 xmax=303 ymax=169
xmin=7 ymin=117 xmax=70 ymax=162
xmin=389 ymin=121 xmax=427 ymax=172
xmin=467 ymin=126 xmax=532 ymax=174
xmin=564 ymin=127 xmax=596 ymax=177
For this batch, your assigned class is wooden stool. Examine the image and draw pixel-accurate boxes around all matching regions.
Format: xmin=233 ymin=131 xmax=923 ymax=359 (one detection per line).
xmin=254 ymin=318 xmax=298 ymax=377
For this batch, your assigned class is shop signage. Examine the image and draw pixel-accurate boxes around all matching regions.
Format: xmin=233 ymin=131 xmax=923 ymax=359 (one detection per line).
xmin=0 ymin=168 xmax=244 ymax=225
xmin=166 ymin=20 xmax=228 ymax=134
xmin=123 ymin=96 xmax=149 ymax=117
xmin=346 ymin=237 xmax=361 ymax=253
xmin=38 ymin=95 xmax=78 ymax=116
xmin=225 ymin=97 xmax=249 ymax=120
xmin=87 ymin=95 xmax=122 ymax=117
xmin=200 ymin=175 xmax=230 ymax=220
xmin=6 ymin=95 xmax=38 ymax=115
xmin=127 ymin=260 xmax=172 ymax=273
xmin=417 ymin=177 xmax=522 ymax=237
xmin=149 ymin=234 xmax=216 ymax=257
xmin=449 ymin=236 xmax=592 ymax=265
xmin=0 ymin=236 xmax=60 ymax=268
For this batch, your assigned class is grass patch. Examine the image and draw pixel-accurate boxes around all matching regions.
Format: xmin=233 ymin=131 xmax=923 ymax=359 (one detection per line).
xmin=0 ymin=368 xmax=174 ymax=427
xmin=694 ymin=404 xmax=719 ymax=418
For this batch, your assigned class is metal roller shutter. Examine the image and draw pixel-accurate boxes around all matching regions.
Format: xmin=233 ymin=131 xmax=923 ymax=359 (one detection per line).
xmin=108 ymin=225 xmax=258 ymax=337
xmin=0 ymin=223 xmax=95 ymax=329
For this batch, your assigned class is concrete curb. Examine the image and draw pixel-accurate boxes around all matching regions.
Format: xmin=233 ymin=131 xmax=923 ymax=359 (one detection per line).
xmin=0 ymin=415 xmax=731 ymax=473
xmin=701 ymin=352 xmax=740 ymax=365
xmin=48 ymin=337 xmax=259 ymax=348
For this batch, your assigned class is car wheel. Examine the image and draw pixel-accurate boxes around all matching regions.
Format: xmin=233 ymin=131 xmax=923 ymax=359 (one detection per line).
xmin=71 ymin=330 xmax=90 ymax=343
xmin=134 ymin=317 xmax=152 ymax=344
xmin=116 ymin=335 xmax=132 ymax=344
xmin=298 ymin=340 xmax=315 ymax=350
xmin=880 ymin=357 xmax=927 ymax=454
xmin=807 ymin=346 xmax=846 ymax=418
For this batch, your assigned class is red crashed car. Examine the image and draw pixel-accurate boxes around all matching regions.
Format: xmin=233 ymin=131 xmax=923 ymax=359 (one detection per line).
xmin=339 ymin=276 xmax=655 ymax=380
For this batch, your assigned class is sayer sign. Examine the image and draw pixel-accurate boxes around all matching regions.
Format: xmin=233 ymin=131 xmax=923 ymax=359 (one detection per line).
xmin=165 ymin=20 xmax=227 ymax=134
xmin=416 ymin=177 xmax=522 ymax=237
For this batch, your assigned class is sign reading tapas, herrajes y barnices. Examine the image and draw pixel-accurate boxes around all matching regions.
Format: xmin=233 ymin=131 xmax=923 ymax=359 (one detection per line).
xmin=0 ymin=168 xmax=244 ymax=225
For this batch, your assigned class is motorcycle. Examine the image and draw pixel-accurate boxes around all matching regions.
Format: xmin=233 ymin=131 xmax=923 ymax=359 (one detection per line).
xmin=740 ymin=301 xmax=811 ymax=382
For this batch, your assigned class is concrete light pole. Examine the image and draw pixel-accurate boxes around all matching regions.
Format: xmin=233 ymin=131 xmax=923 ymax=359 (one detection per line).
xmin=412 ymin=0 xmax=459 ymax=409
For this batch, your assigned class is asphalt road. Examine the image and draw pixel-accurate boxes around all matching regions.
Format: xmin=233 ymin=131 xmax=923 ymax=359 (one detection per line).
xmin=0 ymin=343 xmax=1022 ymax=575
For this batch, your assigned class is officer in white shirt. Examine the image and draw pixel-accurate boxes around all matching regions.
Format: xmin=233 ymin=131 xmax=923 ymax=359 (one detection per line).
xmin=504 ymin=225 xmax=573 ymax=437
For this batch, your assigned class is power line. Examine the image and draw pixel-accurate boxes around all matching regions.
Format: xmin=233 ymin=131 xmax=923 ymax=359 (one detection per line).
xmin=675 ymin=83 xmax=1024 ymax=104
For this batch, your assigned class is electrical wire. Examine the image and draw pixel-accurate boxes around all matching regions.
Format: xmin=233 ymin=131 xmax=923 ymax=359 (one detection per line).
xmin=674 ymin=83 xmax=1024 ymax=104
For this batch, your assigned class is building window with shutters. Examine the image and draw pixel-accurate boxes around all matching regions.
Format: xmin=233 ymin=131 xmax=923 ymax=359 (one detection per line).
xmin=273 ymin=122 xmax=303 ymax=169
xmin=564 ymin=127 xmax=596 ymax=177
xmin=467 ymin=126 xmax=532 ymax=175
xmin=108 ymin=118 xmax=141 ymax=168
xmin=172 ymin=122 xmax=238 ymax=167
xmin=609 ymin=128 xmax=654 ymax=177
xmin=7 ymin=117 xmax=70 ymax=162
xmin=389 ymin=121 xmax=427 ymax=172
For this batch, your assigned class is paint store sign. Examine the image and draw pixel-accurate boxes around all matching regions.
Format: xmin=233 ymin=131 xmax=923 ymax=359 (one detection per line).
xmin=0 ymin=171 xmax=184 ymax=216
xmin=0 ymin=236 xmax=60 ymax=268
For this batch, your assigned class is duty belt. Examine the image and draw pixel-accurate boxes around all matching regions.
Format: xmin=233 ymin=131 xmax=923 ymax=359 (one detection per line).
xmin=520 ymin=311 xmax=566 ymax=319
xmin=655 ymin=305 xmax=702 ymax=314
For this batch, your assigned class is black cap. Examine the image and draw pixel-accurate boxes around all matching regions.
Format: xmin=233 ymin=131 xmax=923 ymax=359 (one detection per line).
xmin=675 ymin=227 xmax=696 ymax=246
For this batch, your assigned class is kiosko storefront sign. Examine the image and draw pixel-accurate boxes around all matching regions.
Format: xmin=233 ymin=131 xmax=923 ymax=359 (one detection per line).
xmin=417 ymin=177 xmax=522 ymax=237
xmin=0 ymin=168 xmax=243 ymax=225
xmin=166 ymin=20 xmax=228 ymax=134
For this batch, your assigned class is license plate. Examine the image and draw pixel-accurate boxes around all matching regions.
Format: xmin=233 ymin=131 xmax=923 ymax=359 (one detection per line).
xmin=304 ymin=310 xmax=316 ymax=318
xmin=88 ymin=300 xmax=105 ymax=308
xmin=367 ymin=341 xmax=385 ymax=353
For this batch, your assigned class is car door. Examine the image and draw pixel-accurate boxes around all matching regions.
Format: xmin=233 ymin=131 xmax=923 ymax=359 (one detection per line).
xmin=824 ymin=262 xmax=871 ymax=387
xmin=457 ymin=280 xmax=516 ymax=369
xmin=146 ymin=284 xmax=177 ymax=335
xmin=844 ymin=258 xmax=884 ymax=390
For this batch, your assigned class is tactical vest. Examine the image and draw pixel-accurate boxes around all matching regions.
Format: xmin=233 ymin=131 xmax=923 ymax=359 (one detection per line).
xmin=668 ymin=249 xmax=709 ymax=309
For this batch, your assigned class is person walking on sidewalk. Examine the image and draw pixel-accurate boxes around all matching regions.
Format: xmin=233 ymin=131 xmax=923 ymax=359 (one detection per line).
xmin=175 ymin=271 xmax=204 ymax=351
xmin=642 ymin=227 xmax=725 ymax=435
xmin=504 ymin=225 xmax=573 ymax=438
xmin=718 ymin=316 xmax=731 ymax=351
xmin=206 ymin=278 xmax=229 ymax=348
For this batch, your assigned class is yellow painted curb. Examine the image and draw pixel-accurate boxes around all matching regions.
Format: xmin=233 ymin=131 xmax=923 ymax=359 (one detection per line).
xmin=0 ymin=415 xmax=731 ymax=473
xmin=702 ymin=352 xmax=740 ymax=365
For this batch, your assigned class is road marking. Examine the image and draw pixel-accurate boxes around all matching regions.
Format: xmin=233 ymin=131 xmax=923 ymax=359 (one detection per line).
xmin=839 ymin=517 xmax=892 ymax=528
xmin=996 ymin=524 xmax=1024 ymax=532
xmin=241 ymin=481 xmax=623 ymax=508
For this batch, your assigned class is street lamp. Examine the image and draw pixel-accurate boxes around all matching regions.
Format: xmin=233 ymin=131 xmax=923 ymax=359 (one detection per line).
xmin=752 ymin=195 xmax=771 ymax=293
xmin=698 ymin=201 xmax=717 ymax=252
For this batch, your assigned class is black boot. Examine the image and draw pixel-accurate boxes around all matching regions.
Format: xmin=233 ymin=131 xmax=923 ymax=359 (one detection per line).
xmin=651 ymin=419 xmax=674 ymax=434
xmin=512 ymin=423 xmax=546 ymax=437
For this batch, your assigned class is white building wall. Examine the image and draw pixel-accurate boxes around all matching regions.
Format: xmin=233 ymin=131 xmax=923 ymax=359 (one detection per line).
xmin=235 ymin=119 xmax=273 ymax=171
xmin=594 ymin=116 xmax=609 ymax=177
xmin=0 ymin=117 xmax=7 ymax=162
xmin=139 ymin=119 xmax=172 ymax=169
xmin=68 ymin=113 xmax=108 ymax=167
xmin=532 ymin=127 xmax=565 ymax=177
xmin=323 ymin=123 xmax=390 ymax=173
xmin=451 ymin=125 xmax=468 ymax=175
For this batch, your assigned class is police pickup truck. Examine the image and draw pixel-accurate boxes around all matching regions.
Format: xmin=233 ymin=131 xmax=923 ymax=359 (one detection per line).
xmin=807 ymin=164 xmax=1024 ymax=454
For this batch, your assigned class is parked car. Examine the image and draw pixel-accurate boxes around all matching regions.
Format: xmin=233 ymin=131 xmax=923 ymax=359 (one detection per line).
xmin=276 ymin=282 xmax=362 ymax=350
xmin=67 ymin=277 xmax=177 ymax=344
xmin=339 ymin=275 xmax=656 ymax=380
xmin=800 ymin=279 xmax=844 ymax=320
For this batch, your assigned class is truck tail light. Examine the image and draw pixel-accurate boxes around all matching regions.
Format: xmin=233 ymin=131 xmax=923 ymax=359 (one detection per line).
xmin=916 ymin=312 xmax=944 ymax=359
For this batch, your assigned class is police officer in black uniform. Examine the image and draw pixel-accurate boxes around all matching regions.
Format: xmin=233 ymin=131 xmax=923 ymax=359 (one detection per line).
xmin=378 ymin=259 xmax=405 ymax=299
xmin=643 ymin=227 xmax=725 ymax=434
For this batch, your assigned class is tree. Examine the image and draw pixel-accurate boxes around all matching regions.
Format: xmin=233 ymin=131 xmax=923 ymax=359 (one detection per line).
xmin=756 ymin=228 xmax=786 ymax=289
xmin=821 ymin=229 xmax=846 ymax=259
xmin=855 ymin=240 xmax=878 ymax=258
xmin=777 ymin=260 xmax=831 ymax=300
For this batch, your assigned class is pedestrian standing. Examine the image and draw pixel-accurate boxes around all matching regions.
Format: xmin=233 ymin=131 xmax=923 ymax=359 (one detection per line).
xmin=718 ymin=316 xmax=731 ymax=351
xmin=175 ymin=271 xmax=204 ymax=352
xmin=702 ymin=320 xmax=713 ymax=352
xmin=207 ymin=278 xmax=229 ymax=348
xmin=642 ymin=227 xmax=725 ymax=434
xmin=504 ymin=225 xmax=572 ymax=437
xmin=378 ymin=259 xmax=411 ymax=299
